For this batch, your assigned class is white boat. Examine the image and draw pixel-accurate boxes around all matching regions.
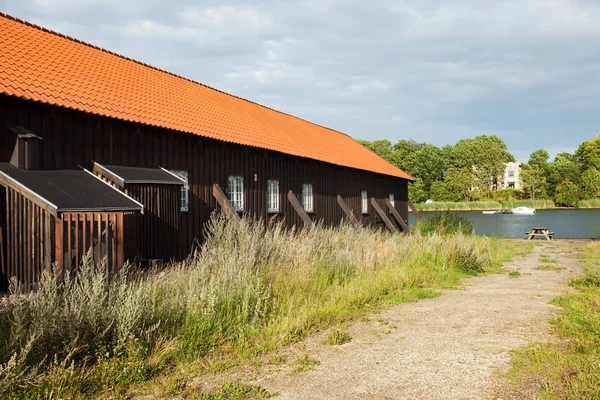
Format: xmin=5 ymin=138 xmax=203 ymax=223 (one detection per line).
xmin=482 ymin=210 xmax=499 ymax=214
xmin=511 ymin=207 xmax=536 ymax=215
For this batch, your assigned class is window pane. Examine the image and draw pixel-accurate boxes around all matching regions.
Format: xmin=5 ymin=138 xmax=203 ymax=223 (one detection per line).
xmin=302 ymin=184 xmax=313 ymax=212
xmin=169 ymin=170 xmax=189 ymax=212
xmin=361 ymin=191 xmax=368 ymax=214
xmin=228 ymin=176 xmax=244 ymax=211
xmin=267 ymin=180 xmax=279 ymax=212
xmin=389 ymin=193 xmax=395 ymax=207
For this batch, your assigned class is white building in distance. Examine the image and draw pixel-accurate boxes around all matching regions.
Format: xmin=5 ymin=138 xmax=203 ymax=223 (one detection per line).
xmin=502 ymin=162 xmax=522 ymax=190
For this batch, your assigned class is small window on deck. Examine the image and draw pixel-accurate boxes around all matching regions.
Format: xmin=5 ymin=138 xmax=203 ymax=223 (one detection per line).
xmin=267 ymin=180 xmax=279 ymax=213
xmin=389 ymin=193 xmax=395 ymax=207
xmin=228 ymin=175 xmax=244 ymax=211
xmin=302 ymin=184 xmax=313 ymax=212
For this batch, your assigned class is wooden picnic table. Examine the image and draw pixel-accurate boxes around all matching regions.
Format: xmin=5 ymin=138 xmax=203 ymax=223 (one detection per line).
xmin=525 ymin=227 xmax=555 ymax=241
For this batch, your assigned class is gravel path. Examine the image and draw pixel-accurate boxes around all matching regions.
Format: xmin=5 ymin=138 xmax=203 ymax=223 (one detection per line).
xmin=226 ymin=240 xmax=581 ymax=400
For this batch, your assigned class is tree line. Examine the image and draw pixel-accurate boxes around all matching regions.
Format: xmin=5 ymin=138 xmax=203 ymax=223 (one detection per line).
xmin=358 ymin=134 xmax=600 ymax=206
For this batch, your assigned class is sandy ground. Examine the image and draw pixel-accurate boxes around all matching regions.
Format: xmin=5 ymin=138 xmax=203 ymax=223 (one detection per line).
xmin=193 ymin=240 xmax=584 ymax=399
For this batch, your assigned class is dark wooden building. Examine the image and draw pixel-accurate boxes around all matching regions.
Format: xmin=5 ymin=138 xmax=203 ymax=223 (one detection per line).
xmin=0 ymin=13 xmax=415 ymax=286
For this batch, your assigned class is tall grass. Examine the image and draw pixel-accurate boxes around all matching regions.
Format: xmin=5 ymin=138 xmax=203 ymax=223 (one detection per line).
xmin=506 ymin=241 xmax=600 ymax=399
xmin=414 ymin=212 xmax=474 ymax=236
xmin=499 ymin=199 xmax=555 ymax=209
xmin=0 ymin=213 xmax=518 ymax=398
xmin=414 ymin=201 xmax=501 ymax=211
xmin=577 ymin=198 xmax=600 ymax=208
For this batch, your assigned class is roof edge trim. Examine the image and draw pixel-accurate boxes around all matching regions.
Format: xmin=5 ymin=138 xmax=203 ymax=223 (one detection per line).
xmin=0 ymin=169 xmax=59 ymax=217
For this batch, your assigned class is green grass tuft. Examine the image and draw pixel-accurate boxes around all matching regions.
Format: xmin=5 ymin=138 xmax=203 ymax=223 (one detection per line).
xmin=323 ymin=329 xmax=351 ymax=345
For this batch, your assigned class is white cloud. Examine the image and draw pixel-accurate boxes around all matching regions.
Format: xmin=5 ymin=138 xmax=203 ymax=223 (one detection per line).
xmin=178 ymin=5 xmax=273 ymax=34
xmin=389 ymin=0 xmax=600 ymax=40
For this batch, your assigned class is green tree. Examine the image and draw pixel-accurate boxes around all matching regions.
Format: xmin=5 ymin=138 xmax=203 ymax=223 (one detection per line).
xmin=575 ymin=134 xmax=600 ymax=171
xmin=396 ymin=142 xmax=445 ymax=196
xmin=447 ymin=135 xmax=514 ymax=191
xmin=444 ymin=168 xmax=477 ymax=201
xmin=408 ymin=177 xmax=428 ymax=203
xmin=547 ymin=152 xmax=581 ymax=197
xmin=520 ymin=166 xmax=547 ymax=200
xmin=358 ymin=139 xmax=394 ymax=162
xmin=429 ymin=180 xmax=460 ymax=202
xmin=554 ymin=178 xmax=580 ymax=207
xmin=528 ymin=149 xmax=550 ymax=170
xmin=580 ymin=167 xmax=600 ymax=199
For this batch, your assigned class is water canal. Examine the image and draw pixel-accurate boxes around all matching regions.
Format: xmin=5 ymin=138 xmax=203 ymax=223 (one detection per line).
xmin=408 ymin=209 xmax=600 ymax=239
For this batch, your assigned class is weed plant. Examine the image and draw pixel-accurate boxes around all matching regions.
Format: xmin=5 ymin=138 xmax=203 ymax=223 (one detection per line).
xmin=0 ymin=213 xmax=509 ymax=397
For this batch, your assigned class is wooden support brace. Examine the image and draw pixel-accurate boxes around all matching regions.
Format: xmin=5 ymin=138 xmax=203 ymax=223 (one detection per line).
xmin=336 ymin=195 xmax=360 ymax=227
xmin=386 ymin=199 xmax=410 ymax=234
xmin=407 ymin=200 xmax=423 ymax=220
xmin=288 ymin=190 xmax=313 ymax=229
xmin=371 ymin=198 xmax=397 ymax=233
xmin=212 ymin=184 xmax=241 ymax=221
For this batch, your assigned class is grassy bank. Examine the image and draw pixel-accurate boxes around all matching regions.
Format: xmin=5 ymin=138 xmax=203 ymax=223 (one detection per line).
xmin=413 ymin=199 xmax=556 ymax=211
xmin=0 ymin=214 xmax=531 ymax=398
xmin=506 ymin=241 xmax=600 ymax=399
xmin=577 ymin=198 xmax=600 ymax=208
xmin=499 ymin=199 xmax=555 ymax=209
xmin=414 ymin=201 xmax=502 ymax=211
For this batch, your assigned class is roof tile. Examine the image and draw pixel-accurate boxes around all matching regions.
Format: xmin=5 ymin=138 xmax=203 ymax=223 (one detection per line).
xmin=0 ymin=13 xmax=413 ymax=180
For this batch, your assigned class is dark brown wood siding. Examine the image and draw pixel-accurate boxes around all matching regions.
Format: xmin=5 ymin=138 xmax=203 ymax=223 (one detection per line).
xmin=0 ymin=94 xmax=410 ymax=263
xmin=55 ymin=212 xmax=134 ymax=278
xmin=124 ymin=183 xmax=181 ymax=260
xmin=1 ymin=187 xmax=55 ymax=288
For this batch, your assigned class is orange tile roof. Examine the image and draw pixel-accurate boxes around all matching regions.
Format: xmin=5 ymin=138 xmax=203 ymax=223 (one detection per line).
xmin=0 ymin=13 xmax=414 ymax=181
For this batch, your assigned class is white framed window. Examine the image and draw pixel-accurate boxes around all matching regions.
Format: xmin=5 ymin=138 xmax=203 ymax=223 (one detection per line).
xmin=302 ymin=184 xmax=313 ymax=212
xmin=267 ymin=180 xmax=280 ymax=212
xmin=361 ymin=191 xmax=368 ymax=214
xmin=228 ymin=175 xmax=244 ymax=211
xmin=169 ymin=170 xmax=189 ymax=212
xmin=389 ymin=193 xmax=395 ymax=207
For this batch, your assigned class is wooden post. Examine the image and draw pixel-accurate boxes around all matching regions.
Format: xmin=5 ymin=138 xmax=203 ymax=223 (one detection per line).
xmin=407 ymin=200 xmax=423 ymax=220
xmin=386 ymin=199 xmax=410 ymax=234
xmin=54 ymin=217 xmax=63 ymax=280
xmin=0 ymin=226 xmax=5 ymax=280
xmin=336 ymin=195 xmax=360 ymax=227
xmin=212 ymin=184 xmax=241 ymax=221
xmin=370 ymin=198 xmax=397 ymax=233
xmin=288 ymin=190 xmax=313 ymax=229
xmin=44 ymin=214 xmax=52 ymax=272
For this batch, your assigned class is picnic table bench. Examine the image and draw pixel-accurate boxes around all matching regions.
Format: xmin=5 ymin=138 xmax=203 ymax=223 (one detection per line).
xmin=525 ymin=227 xmax=555 ymax=241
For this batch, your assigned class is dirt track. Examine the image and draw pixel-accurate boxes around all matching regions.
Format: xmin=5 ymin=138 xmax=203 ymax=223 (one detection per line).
xmin=213 ymin=241 xmax=582 ymax=399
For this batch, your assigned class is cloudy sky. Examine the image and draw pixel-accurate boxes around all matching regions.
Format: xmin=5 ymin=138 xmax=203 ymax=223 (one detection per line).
xmin=3 ymin=0 xmax=600 ymax=161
